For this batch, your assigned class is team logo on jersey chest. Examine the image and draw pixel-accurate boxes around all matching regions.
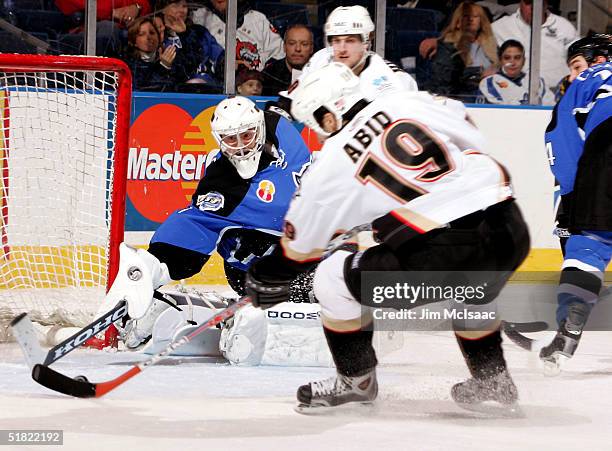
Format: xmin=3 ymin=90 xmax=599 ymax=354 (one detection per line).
xmin=196 ymin=191 xmax=225 ymax=212
xmin=256 ymin=180 xmax=275 ymax=203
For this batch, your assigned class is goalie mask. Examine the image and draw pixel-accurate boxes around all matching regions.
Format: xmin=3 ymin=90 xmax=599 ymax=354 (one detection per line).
xmin=324 ymin=6 xmax=374 ymax=70
xmin=290 ymin=62 xmax=364 ymax=138
xmin=211 ymin=96 xmax=266 ymax=179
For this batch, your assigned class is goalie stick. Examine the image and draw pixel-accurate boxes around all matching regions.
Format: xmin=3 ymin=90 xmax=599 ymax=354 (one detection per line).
xmin=30 ymin=296 xmax=252 ymax=398
xmin=11 ymin=301 xmax=129 ymax=368
xmin=11 ymin=290 xmax=182 ymax=369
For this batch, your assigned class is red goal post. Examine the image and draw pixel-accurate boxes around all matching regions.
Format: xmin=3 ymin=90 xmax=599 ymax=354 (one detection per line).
xmin=0 ymin=54 xmax=132 ymax=347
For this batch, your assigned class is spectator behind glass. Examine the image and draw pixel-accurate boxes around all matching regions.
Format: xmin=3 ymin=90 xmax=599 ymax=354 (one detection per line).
xmin=492 ymin=0 xmax=578 ymax=93
xmin=424 ymin=2 xmax=498 ymax=102
xmin=236 ymin=69 xmax=263 ymax=96
xmin=479 ymin=39 xmax=554 ymax=105
xmin=262 ymin=24 xmax=314 ymax=95
xmin=54 ymin=0 xmax=151 ymax=56
xmin=191 ymin=0 xmax=285 ymax=71
xmin=159 ymin=0 xmax=225 ymax=88
xmin=420 ymin=0 xmax=578 ymax=97
xmin=124 ymin=17 xmax=176 ymax=92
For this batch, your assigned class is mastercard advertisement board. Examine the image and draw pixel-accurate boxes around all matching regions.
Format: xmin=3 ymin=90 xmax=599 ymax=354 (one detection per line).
xmin=127 ymin=93 xmax=321 ymax=232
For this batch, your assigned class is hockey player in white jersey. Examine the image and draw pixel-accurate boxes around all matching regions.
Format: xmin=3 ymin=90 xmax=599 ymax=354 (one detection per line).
xmin=271 ymin=5 xmax=417 ymax=118
xmin=245 ymin=63 xmax=530 ymax=414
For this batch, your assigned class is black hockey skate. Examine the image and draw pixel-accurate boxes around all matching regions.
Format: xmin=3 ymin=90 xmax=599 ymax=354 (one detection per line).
xmin=295 ymin=369 xmax=378 ymax=414
xmin=451 ymin=369 xmax=522 ymax=417
xmin=539 ymin=302 xmax=590 ymax=376
xmin=539 ymin=321 xmax=583 ymax=376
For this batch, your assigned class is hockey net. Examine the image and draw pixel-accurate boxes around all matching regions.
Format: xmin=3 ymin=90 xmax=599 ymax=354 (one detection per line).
xmin=0 ymin=55 xmax=131 ymax=344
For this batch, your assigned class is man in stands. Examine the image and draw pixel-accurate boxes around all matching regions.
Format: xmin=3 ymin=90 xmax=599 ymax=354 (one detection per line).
xmin=262 ymin=24 xmax=314 ymax=96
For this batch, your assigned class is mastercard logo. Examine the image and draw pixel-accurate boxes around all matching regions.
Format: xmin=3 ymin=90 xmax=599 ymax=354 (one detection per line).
xmin=256 ymin=180 xmax=275 ymax=203
xmin=127 ymin=104 xmax=218 ymax=223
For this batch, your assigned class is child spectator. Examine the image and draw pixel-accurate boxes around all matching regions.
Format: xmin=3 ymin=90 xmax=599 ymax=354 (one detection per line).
xmin=424 ymin=1 xmax=498 ymax=102
xmin=124 ymin=17 xmax=176 ymax=91
xmin=236 ymin=69 xmax=263 ymax=96
xmin=492 ymin=0 xmax=578 ymax=95
xmin=191 ymin=0 xmax=285 ymax=71
xmin=479 ymin=39 xmax=554 ymax=105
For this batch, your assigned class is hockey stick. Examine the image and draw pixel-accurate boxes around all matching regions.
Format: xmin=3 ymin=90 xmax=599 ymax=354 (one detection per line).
xmin=11 ymin=289 xmax=183 ymax=368
xmin=30 ymin=296 xmax=252 ymax=398
xmin=502 ymin=320 xmax=549 ymax=351
xmin=11 ymin=301 xmax=129 ymax=368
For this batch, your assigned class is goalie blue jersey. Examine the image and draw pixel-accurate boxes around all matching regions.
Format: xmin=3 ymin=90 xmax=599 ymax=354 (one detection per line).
xmin=151 ymin=113 xmax=312 ymax=271
xmin=545 ymin=63 xmax=612 ymax=195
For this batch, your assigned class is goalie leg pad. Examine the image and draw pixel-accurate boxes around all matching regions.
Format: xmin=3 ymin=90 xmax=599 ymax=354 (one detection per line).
xmin=142 ymin=304 xmax=222 ymax=356
xmin=220 ymin=302 xmax=333 ymax=367
xmin=97 ymin=243 xmax=172 ymax=320
xmin=120 ymin=297 xmax=176 ymax=349
xmin=220 ymin=304 xmax=268 ymax=365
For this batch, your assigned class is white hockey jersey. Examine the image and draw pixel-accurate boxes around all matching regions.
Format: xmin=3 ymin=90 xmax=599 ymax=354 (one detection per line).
xmin=191 ymin=7 xmax=285 ymax=71
xmin=280 ymin=92 xmax=514 ymax=262
xmin=282 ymin=48 xmax=418 ymax=100
xmin=479 ymin=72 xmax=555 ymax=105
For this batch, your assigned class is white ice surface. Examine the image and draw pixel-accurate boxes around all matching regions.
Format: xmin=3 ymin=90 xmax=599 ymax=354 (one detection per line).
xmin=2 ymin=326 xmax=612 ymax=451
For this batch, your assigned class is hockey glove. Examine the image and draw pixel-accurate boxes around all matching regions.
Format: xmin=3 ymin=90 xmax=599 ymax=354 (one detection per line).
xmin=246 ymin=250 xmax=314 ymax=309
xmin=245 ymin=256 xmax=294 ymax=309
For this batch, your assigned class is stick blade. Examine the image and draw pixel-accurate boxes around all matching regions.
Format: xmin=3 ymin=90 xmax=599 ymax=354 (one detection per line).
xmin=10 ymin=313 xmax=47 ymax=368
xmin=32 ymin=364 xmax=97 ymax=398
xmin=503 ymin=320 xmax=549 ymax=333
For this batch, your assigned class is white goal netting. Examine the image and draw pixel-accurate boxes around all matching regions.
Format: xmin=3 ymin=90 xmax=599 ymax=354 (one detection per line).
xmin=0 ymin=59 xmax=129 ymax=342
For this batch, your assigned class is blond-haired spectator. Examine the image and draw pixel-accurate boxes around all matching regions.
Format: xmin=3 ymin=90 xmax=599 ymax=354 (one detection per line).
xmin=425 ymin=1 xmax=498 ymax=101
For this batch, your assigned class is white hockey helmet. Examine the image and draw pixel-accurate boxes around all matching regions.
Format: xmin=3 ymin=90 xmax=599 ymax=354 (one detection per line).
xmin=324 ymin=6 xmax=375 ymax=47
xmin=290 ymin=62 xmax=363 ymax=137
xmin=211 ymin=96 xmax=266 ymax=179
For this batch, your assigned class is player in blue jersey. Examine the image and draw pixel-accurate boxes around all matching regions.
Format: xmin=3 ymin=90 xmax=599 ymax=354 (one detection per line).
xmin=149 ymin=96 xmax=312 ymax=297
xmin=540 ymin=34 xmax=611 ymax=373
xmin=97 ymin=96 xmax=312 ymax=349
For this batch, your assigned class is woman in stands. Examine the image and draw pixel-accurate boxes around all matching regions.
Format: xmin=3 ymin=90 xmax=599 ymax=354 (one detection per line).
xmin=425 ymin=1 xmax=498 ymax=102
xmin=124 ymin=17 xmax=176 ymax=91
xmin=479 ymin=39 xmax=554 ymax=105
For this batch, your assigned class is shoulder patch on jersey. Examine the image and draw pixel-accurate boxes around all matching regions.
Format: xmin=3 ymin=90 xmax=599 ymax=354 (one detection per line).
xmin=372 ymin=75 xmax=393 ymax=92
xmin=256 ymin=180 xmax=276 ymax=203
xmin=196 ymin=191 xmax=225 ymax=212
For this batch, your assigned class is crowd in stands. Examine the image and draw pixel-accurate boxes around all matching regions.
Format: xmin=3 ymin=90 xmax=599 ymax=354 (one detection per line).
xmin=0 ymin=0 xmax=606 ymax=104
